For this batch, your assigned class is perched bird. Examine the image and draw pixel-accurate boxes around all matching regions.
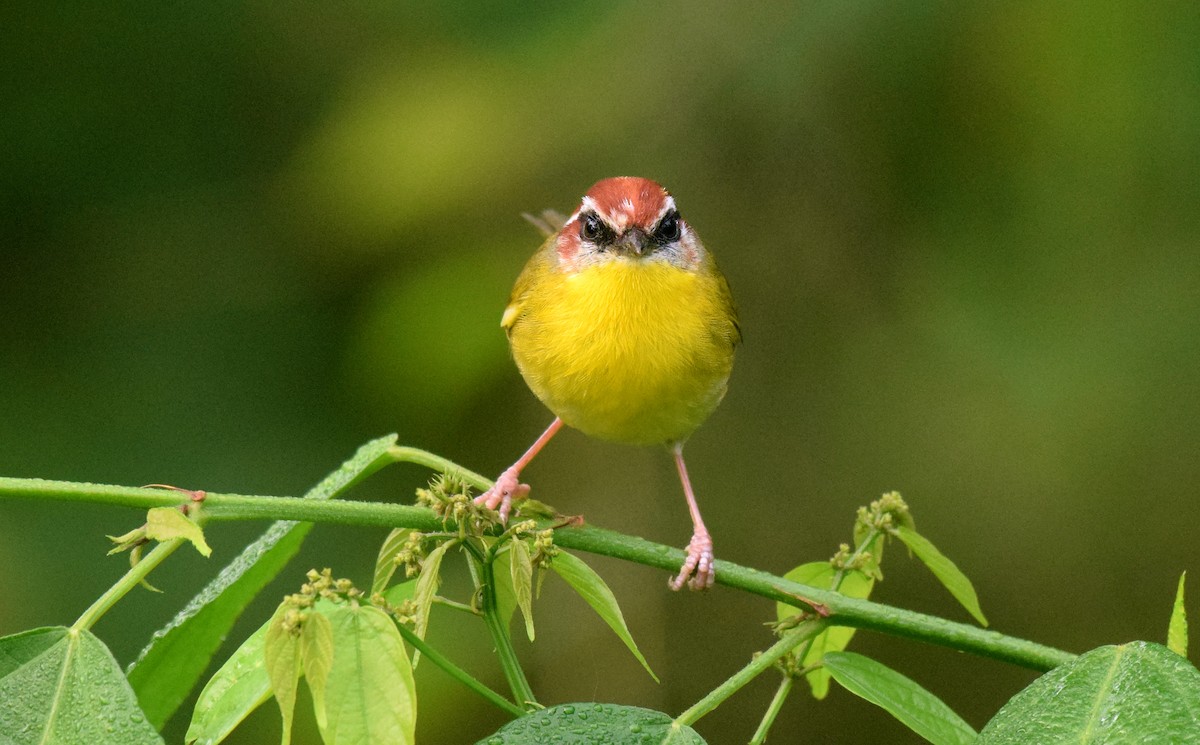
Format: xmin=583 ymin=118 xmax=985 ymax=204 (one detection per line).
xmin=476 ymin=177 xmax=740 ymax=590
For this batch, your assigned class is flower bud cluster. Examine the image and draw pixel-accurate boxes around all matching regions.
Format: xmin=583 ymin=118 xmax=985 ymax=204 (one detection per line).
xmin=277 ymin=568 xmax=367 ymax=635
xmin=392 ymin=532 xmax=427 ymax=578
xmin=531 ymin=528 xmax=559 ymax=568
xmin=854 ymin=490 xmax=912 ymax=541
xmin=831 ymin=543 xmax=875 ymax=574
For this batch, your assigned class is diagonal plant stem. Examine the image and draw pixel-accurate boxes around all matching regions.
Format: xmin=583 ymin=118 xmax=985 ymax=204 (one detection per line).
xmin=674 ymin=620 xmax=825 ymax=728
xmin=389 ymin=613 xmax=525 ymax=717
xmin=72 ymin=539 xmax=184 ymax=632
xmin=0 ymin=474 xmax=1075 ymax=672
xmin=751 ymin=522 xmax=889 ymax=741
xmin=538 ymin=524 xmax=1074 ymax=671
xmin=750 ymin=675 xmax=795 ymax=745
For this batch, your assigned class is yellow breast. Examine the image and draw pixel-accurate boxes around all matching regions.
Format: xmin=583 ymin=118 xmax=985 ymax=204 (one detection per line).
xmin=507 ymin=256 xmax=737 ymax=445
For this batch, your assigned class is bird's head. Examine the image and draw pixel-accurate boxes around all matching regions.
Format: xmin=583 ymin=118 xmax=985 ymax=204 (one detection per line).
xmin=555 ymin=177 xmax=703 ymax=270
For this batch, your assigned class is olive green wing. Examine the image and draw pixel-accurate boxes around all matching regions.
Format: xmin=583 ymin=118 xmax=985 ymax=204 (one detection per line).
xmin=501 ymin=236 xmax=556 ymax=335
xmin=715 ymin=264 xmax=742 ymax=348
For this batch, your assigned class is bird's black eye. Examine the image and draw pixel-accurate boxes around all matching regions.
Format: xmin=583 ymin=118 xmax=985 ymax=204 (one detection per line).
xmin=655 ymin=211 xmax=681 ymax=243
xmin=579 ymin=212 xmax=610 ymax=243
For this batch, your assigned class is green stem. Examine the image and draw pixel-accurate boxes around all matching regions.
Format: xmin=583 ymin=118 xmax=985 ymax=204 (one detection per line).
xmin=71 ymin=539 xmax=183 ymax=632
xmin=829 ymin=525 xmax=883 ymax=590
xmin=749 ymin=675 xmax=795 ymax=745
xmin=473 ymin=543 xmax=538 ymax=709
xmin=747 ymin=526 xmax=883 ymax=744
xmin=390 ymin=616 xmax=525 ymax=718
xmin=544 ymin=524 xmax=1074 ymax=671
xmin=433 ymin=595 xmax=482 ymax=615
xmin=388 ymin=446 xmax=492 ymax=491
xmin=674 ymin=621 xmax=824 ymax=728
xmin=0 ymin=475 xmax=1075 ymax=671
xmin=754 ymin=522 xmax=883 ymax=744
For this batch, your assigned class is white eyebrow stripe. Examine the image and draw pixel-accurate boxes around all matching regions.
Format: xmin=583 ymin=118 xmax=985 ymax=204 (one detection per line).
xmin=653 ymin=195 xmax=677 ymax=224
xmin=578 ymin=195 xmax=622 ymax=228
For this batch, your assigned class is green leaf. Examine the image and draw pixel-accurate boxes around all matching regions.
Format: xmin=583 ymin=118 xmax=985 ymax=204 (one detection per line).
xmin=509 ymin=539 xmax=536 ymax=642
xmin=413 ymin=541 xmax=453 ymax=645
xmin=478 ymin=702 xmax=705 ymax=744
xmin=131 ymin=520 xmax=304 ymax=728
xmin=0 ymin=626 xmax=164 ymax=745
xmin=894 ymin=525 xmax=988 ymax=626
xmin=824 ymin=651 xmax=976 ymax=745
xmin=551 ymin=550 xmax=658 ymax=683
xmin=264 ymin=606 xmax=302 ymax=745
xmin=1169 ymin=571 xmax=1188 ymax=658
xmin=491 ymin=546 xmax=518 ymax=638
xmin=107 ymin=525 xmax=148 ymax=555
xmin=382 ymin=579 xmax=418 ymax=608
xmin=372 ymin=528 xmax=412 ymax=596
xmin=300 ymin=611 xmax=334 ymax=732
xmin=318 ymin=604 xmax=417 ymax=745
xmin=128 ymin=434 xmax=398 ymax=727
xmin=145 ymin=506 xmax=212 ymax=557
xmin=979 ymin=641 xmax=1200 ymax=743
xmin=776 ymin=561 xmax=874 ymax=699
xmin=776 ymin=562 xmax=833 ymax=624
xmin=184 ymin=621 xmax=271 ymax=745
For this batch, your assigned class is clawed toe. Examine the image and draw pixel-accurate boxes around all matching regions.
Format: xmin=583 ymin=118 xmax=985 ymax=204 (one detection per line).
xmin=472 ymin=469 xmax=530 ymax=523
xmin=669 ymin=532 xmax=715 ymax=591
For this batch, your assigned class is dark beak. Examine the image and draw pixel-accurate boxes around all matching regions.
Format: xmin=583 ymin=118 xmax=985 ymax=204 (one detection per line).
xmin=617 ymin=227 xmax=650 ymax=256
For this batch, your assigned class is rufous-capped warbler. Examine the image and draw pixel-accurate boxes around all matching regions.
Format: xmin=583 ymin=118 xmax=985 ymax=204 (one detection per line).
xmin=475 ymin=177 xmax=740 ymax=591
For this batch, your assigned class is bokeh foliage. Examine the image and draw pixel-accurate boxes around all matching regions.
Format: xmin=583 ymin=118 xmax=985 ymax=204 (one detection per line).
xmin=2 ymin=1 xmax=1198 ymax=742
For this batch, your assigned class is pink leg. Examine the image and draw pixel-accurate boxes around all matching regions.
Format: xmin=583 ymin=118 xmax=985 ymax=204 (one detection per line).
xmin=474 ymin=417 xmax=563 ymax=522
xmin=668 ymin=443 xmax=715 ymax=591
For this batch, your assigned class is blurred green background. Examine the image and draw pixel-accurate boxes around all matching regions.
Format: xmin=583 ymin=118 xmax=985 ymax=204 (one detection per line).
xmin=3 ymin=2 xmax=1198 ymax=742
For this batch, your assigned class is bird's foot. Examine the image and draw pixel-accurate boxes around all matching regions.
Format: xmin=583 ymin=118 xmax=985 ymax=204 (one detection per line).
xmin=472 ymin=467 xmax=530 ymax=524
xmin=669 ymin=529 xmax=715 ymax=591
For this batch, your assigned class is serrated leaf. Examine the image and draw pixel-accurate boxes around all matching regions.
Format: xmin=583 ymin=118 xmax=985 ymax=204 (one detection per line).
xmin=129 ymin=435 xmax=398 ymax=727
xmin=777 ymin=561 xmax=875 ymax=699
xmin=1169 ymin=571 xmax=1188 ymax=658
xmin=264 ymin=606 xmax=302 ymax=745
xmin=894 ymin=525 xmax=987 ymax=626
xmin=979 ymin=641 xmax=1200 ymax=743
xmin=372 ymin=528 xmax=412 ymax=596
xmin=319 ymin=604 xmax=416 ymax=745
xmin=824 ymin=651 xmax=976 ymax=745
xmin=301 ymin=611 xmax=334 ymax=731
xmin=479 ymin=702 xmax=705 ymax=744
xmin=492 ymin=547 xmax=518 ymax=639
xmin=509 ymin=540 xmax=536 ymax=642
xmin=413 ymin=540 xmax=453 ymax=660
xmin=0 ymin=626 xmax=164 ymax=745
xmin=132 ymin=520 xmax=304 ymax=728
xmin=145 ymin=506 xmax=211 ymax=557
xmin=184 ymin=621 xmax=271 ymax=745
xmin=551 ymin=550 xmax=658 ymax=683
